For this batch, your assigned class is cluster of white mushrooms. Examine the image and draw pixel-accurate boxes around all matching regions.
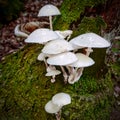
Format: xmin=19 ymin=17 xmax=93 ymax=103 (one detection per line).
xmin=45 ymin=92 xmax=71 ymax=120
xmin=24 ymin=4 xmax=110 ymax=84
xmin=14 ymin=4 xmax=111 ymax=119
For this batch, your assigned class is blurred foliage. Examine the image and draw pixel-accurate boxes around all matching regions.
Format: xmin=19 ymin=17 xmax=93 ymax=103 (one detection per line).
xmin=0 ymin=0 xmax=25 ymax=24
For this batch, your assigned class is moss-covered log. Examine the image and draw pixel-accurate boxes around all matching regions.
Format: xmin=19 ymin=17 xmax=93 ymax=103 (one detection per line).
xmin=0 ymin=44 xmax=113 ymax=119
xmin=0 ymin=0 xmax=114 ymax=119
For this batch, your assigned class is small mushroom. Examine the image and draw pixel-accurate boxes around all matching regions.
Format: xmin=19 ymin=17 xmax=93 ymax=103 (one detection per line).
xmin=47 ymin=52 xmax=78 ymax=83
xmin=45 ymin=93 xmax=71 ymax=120
xmin=42 ymin=39 xmax=74 ymax=55
xmin=38 ymin=4 xmax=61 ymax=30
xmin=45 ymin=100 xmax=61 ymax=117
xmin=68 ymin=53 xmax=95 ymax=84
xmin=52 ymin=92 xmax=71 ymax=107
xmin=46 ymin=69 xmax=61 ymax=83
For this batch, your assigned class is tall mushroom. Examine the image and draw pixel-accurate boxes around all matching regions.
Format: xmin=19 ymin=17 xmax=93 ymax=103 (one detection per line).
xmin=38 ymin=4 xmax=61 ymax=30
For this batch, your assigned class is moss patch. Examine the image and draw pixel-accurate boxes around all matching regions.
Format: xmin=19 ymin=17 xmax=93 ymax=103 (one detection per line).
xmin=0 ymin=44 xmax=114 ymax=119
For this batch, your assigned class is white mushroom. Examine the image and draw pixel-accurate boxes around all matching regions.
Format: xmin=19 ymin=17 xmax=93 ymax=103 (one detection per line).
xmin=45 ymin=93 xmax=71 ymax=120
xmin=70 ymin=32 xmax=111 ymax=48
xmin=47 ymin=52 xmax=78 ymax=66
xmin=46 ymin=69 xmax=61 ymax=83
xmin=38 ymin=4 xmax=61 ymax=30
xmin=42 ymin=39 xmax=74 ymax=55
xmin=25 ymin=28 xmax=59 ymax=44
xmin=47 ymin=52 xmax=78 ymax=83
xmin=68 ymin=53 xmax=95 ymax=84
xmin=14 ymin=25 xmax=29 ymax=38
xmin=37 ymin=52 xmax=48 ymax=68
xmin=69 ymin=32 xmax=111 ymax=56
xmin=52 ymin=92 xmax=71 ymax=107
xmin=55 ymin=30 xmax=73 ymax=40
xmin=45 ymin=100 xmax=61 ymax=114
xmin=69 ymin=53 xmax=95 ymax=68
xmin=69 ymin=39 xmax=85 ymax=52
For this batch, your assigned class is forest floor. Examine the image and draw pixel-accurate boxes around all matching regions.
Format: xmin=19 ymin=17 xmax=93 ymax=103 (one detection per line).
xmin=0 ymin=0 xmax=120 ymax=119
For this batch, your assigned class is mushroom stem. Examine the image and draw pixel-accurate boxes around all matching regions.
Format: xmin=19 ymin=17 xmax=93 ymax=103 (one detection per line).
xmin=60 ymin=66 xmax=68 ymax=84
xmin=44 ymin=59 xmax=49 ymax=69
xmin=49 ymin=16 xmax=53 ymax=30
xmin=66 ymin=66 xmax=76 ymax=84
xmin=68 ymin=67 xmax=84 ymax=84
xmin=75 ymin=67 xmax=84 ymax=81
xmin=85 ymin=47 xmax=93 ymax=56
xmin=73 ymin=47 xmax=93 ymax=82
xmin=66 ymin=66 xmax=74 ymax=75
xmin=51 ymin=75 xmax=56 ymax=83
xmin=66 ymin=34 xmax=71 ymax=41
xmin=55 ymin=110 xmax=61 ymax=120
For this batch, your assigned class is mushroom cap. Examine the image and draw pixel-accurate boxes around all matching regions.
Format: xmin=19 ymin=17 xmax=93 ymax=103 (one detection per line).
xmin=37 ymin=53 xmax=46 ymax=61
xmin=14 ymin=25 xmax=29 ymax=38
xmin=47 ymin=52 xmax=78 ymax=66
xmin=69 ymin=53 xmax=95 ymax=67
xmin=45 ymin=100 xmax=61 ymax=114
xmin=70 ymin=33 xmax=111 ymax=48
xmin=25 ymin=28 xmax=59 ymax=44
xmin=38 ymin=4 xmax=61 ymax=17
xmin=54 ymin=31 xmax=65 ymax=39
xmin=55 ymin=30 xmax=73 ymax=39
xmin=69 ymin=40 xmax=84 ymax=50
xmin=45 ymin=69 xmax=61 ymax=76
xmin=52 ymin=92 xmax=71 ymax=107
xmin=42 ymin=39 xmax=74 ymax=54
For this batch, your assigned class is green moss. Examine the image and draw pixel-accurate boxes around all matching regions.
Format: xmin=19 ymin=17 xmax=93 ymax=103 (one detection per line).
xmin=72 ymin=16 xmax=107 ymax=37
xmin=53 ymin=0 xmax=106 ymax=30
xmin=0 ymin=46 xmax=114 ymax=119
